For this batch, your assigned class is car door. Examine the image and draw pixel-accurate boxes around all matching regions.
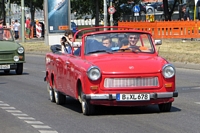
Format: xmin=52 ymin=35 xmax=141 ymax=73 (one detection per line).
xmin=59 ymin=53 xmax=73 ymax=96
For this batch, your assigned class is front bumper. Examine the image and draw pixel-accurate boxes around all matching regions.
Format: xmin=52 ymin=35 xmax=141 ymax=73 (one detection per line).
xmin=83 ymin=91 xmax=178 ymax=100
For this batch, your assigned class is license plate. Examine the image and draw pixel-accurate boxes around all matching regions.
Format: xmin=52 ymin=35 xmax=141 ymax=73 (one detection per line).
xmin=116 ymin=93 xmax=150 ymax=101
xmin=0 ymin=65 xmax=10 ymax=69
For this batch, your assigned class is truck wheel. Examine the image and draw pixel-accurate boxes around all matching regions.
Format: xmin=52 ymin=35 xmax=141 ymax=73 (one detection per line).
xmin=47 ymin=83 xmax=55 ymax=102
xmin=16 ymin=63 xmax=23 ymax=75
xmin=158 ymin=102 xmax=172 ymax=112
xmin=54 ymin=90 xmax=66 ymax=105
xmin=81 ymin=91 xmax=95 ymax=115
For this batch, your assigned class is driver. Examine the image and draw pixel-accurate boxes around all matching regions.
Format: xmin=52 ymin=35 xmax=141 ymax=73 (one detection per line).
xmin=120 ymin=34 xmax=147 ymax=51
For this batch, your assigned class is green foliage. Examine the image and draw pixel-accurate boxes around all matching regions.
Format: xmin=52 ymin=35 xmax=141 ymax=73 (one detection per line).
xmin=71 ymin=0 xmax=141 ymax=25
xmin=9 ymin=0 xmax=44 ymax=22
xmin=10 ymin=0 xmax=43 ymax=10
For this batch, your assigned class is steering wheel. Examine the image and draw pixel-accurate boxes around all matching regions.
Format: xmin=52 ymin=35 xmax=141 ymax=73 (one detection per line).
xmin=129 ymin=45 xmax=142 ymax=52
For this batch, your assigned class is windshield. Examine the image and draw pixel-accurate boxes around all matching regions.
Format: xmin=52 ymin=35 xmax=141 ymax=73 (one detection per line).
xmin=84 ymin=32 xmax=155 ymax=55
xmin=0 ymin=29 xmax=14 ymax=41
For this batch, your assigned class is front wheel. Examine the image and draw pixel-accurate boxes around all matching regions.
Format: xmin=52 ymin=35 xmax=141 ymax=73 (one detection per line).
xmin=158 ymin=102 xmax=172 ymax=112
xmin=81 ymin=91 xmax=95 ymax=115
xmin=16 ymin=63 xmax=23 ymax=75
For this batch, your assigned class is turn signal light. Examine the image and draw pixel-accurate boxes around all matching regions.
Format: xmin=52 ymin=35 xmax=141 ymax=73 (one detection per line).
xmin=165 ymin=83 xmax=173 ymax=88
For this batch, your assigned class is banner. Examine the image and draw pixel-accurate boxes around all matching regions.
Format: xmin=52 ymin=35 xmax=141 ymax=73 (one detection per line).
xmin=47 ymin=0 xmax=69 ymax=33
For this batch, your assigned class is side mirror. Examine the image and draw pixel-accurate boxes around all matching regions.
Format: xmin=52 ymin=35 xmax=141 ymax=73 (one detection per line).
xmin=155 ymin=40 xmax=162 ymax=45
xmin=72 ymin=42 xmax=82 ymax=48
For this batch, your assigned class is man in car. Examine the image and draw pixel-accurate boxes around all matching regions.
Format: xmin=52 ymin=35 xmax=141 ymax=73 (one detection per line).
xmin=60 ymin=29 xmax=74 ymax=54
xmin=120 ymin=34 xmax=148 ymax=51
xmin=102 ymin=36 xmax=112 ymax=48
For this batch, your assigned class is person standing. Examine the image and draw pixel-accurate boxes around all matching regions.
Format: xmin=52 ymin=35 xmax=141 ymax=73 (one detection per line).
xmin=13 ymin=20 xmax=20 ymax=40
xmin=180 ymin=6 xmax=190 ymax=42
xmin=25 ymin=17 xmax=31 ymax=39
xmin=180 ymin=6 xmax=190 ymax=21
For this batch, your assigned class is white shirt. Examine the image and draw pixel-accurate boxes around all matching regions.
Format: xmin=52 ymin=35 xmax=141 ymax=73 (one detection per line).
xmin=13 ymin=22 xmax=20 ymax=31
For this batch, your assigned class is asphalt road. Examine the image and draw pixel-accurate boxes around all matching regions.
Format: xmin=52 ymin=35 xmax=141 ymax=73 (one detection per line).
xmin=0 ymin=54 xmax=200 ymax=133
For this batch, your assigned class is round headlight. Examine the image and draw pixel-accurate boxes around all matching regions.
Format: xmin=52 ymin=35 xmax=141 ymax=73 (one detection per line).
xmin=87 ymin=66 xmax=101 ymax=81
xmin=162 ymin=64 xmax=175 ymax=78
xmin=13 ymin=56 xmax=19 ymax=62
xmin=18 ymin=47 xmax=24 ymax=54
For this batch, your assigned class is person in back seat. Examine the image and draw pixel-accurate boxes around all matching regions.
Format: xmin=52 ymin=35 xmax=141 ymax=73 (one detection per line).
xmin=60 ymin=29 xmax=74 ymax=54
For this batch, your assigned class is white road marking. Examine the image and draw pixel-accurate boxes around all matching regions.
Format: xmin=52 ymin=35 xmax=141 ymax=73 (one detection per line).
xmin=39 ymin=130 xmax=58 ymax=133
xmin=12 ymin=113 xmax=28 ymax=116
xmin=195 ymin=102 xmax=200 ymax=104
xmin=0 ymin=101 xmax=59 ymax=133
xmin=0 ymin=104 xmax=10 ymax=106
xmin=31 ymin=125 xmax=51 ymax=129
xmin=1 ymin=107 xmax=15 ymax=109
xmin=6 ymin=110 xmax=22 ymax=113
xmin=25 ymin=121 xmax=44 ymax=124
xmin=18 ymin=117 xmax=35 ymax=120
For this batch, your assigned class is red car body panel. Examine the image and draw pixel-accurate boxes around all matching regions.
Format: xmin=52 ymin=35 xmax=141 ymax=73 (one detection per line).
xmin=45 ymin=26 xmax=178 ymax=114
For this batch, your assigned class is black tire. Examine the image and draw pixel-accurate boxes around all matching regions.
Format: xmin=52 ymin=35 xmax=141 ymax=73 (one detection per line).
xmin=80 ymin=91 xmax=95 ymax=115
xmin=158 ymin=102 xmax=172 ymax=112
xmin=54 ymin=90 xmax=66 ymax=105
xmin=4 ymin=70 xmax=10 ymax=74
xmin=47 ymin=83 xmax=55 ymax=102
xmin=16 ymin=63 xmax=23 ymax=75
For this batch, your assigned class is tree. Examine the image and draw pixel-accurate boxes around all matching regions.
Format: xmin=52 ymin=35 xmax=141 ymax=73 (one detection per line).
xmin=71 ymin=0 xmax=141 ymax=26
xmin=163 ymin=0 xmax=183 ymax=21
xmin=10 ymin=0 xmax=44 ymax=23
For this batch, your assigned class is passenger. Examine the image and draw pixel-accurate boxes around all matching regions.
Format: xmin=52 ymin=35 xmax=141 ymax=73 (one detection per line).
xmin=60 ymin=29 xmax=74 ymax=54
xmin=102 ymin=36 xmax=112 ymax=48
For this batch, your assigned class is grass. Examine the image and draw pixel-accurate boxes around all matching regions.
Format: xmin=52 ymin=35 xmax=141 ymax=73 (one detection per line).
xmin=21 ymin=38 xmax=200 ymax=64
xmin=157 ymin=39 xmax=200 ymax=64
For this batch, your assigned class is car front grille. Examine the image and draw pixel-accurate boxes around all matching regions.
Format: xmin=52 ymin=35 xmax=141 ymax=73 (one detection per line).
xmin=0 ymin=53 xmax=13 ymax=61
xmin=104 ymin=77 xmax=159 ymax=88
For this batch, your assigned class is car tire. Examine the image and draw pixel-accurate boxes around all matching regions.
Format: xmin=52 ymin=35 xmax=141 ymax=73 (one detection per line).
xmin=16 ymin=63 xmax=23 ymax=75
xmin=54 ymin=89 xmax=66 ymax=105
xmin=81 ymin=91 xmax=95 ymax=115
xmin=158 ymin=102 xmax=172 ymax=112
xmin=47 ymin=83 xmax=55 ymax=102
xmin=4 ymin=70 xmax=10 ymax=74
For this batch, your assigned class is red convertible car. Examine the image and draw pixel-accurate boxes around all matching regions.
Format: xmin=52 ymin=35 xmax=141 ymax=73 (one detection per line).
xmin=44 ymin=26 xmax=178 ymax=115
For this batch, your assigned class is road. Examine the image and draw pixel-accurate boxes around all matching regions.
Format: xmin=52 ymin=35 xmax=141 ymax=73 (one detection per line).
xmin=0 ymin=54 xmax=200 ymax=133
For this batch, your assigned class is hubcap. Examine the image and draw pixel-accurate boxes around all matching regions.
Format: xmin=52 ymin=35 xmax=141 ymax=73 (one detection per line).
xmin=55 ymin=91 xmax=58 ymax=103
xmin=81 ymin=101 xmax=86 ymax=113
xmin=49 ymin=90 xmax=53 ymax=100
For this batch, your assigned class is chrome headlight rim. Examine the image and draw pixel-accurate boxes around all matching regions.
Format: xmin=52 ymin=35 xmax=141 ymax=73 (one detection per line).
xmin=87 ymin=66 xmax=101 ymax=81
xmin=162 ymin=64 xmax=176 ymax=78
xmin=18 ymin=47 xmax=24 ymax=54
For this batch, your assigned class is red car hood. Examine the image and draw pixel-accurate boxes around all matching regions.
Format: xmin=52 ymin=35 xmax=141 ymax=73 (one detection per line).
xmin=85 ymin=54 xmax=168 ymax=74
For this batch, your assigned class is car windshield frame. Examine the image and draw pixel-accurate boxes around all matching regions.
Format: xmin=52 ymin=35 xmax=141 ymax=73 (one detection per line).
xmin=83 ymin=32 xmax=155 ymax=55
